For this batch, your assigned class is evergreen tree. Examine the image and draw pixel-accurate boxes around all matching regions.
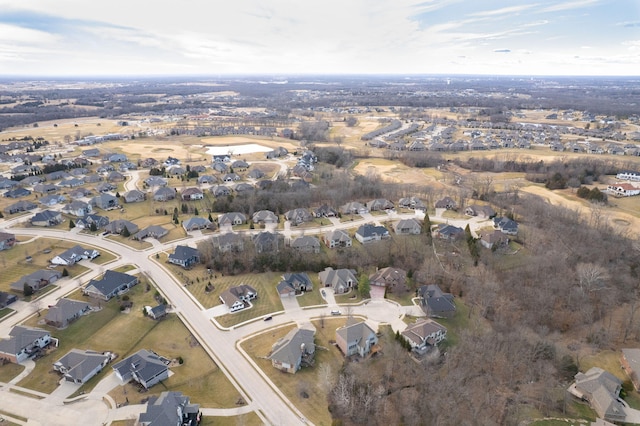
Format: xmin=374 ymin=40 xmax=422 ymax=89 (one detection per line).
xmin=422 ymin=212 xmax=432 ymax=244
xmin=69 ymin=219 xmax=75 ymax=229
xmin=194 ymin=207 xmax=199 ymax=216
xmin=121 ymin=225 xmax=130 ymax=237
xmin=90 ymin=222 xmax=98 ymax=232
xmin=62 ymin=268 xmax=69 ymax=277
xmin=23 ymin=283 xmax=33 ymax=296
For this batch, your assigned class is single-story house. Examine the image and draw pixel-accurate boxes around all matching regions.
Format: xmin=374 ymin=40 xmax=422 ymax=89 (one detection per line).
xmin=10 ymin=269 xmax=62 ymax=294
xmin=394 ymin=218 xmax=422 ymax=235
xmin=51 ymin=245 xmax=100 ymax=266
xmin=368 ymin=198 xmax=394 ymax=211
xmin=45 ymin=298 xmax=92 ymax=328
xmin=218 ymin=212 xmax=246 ymax=227
xmin=104 ymin=219 xmax=138 ymax=235
xmin=323 ymin=229 xmax=352 ymax=249
xmin=290 ymin=235 xmax=321 ymax=253
xmin=84 ymin=270 xmax=138 ymax=301
xmin=397 ymin=196 xmax=427 ymax=211
xmin=435 ymin=196 xmax=457 ymax=210
xmin=493 ymin=217 xmax=518 ymax=235
xmin=0 ymin=326 xmax=52 ymax=364
xmin=369 ymin=267 xmax=408 ymax=293
xmin=480 ymin=230 xmax=509 ymax=249
xmin=168 ymin=246 xmax=201 ymax=269
xmin=153 ymin=187 xmax=177 ymax=202
xmin=90 ymin=193 xmax=120 ymax=210
xmin=76 ymin=214 xmax=110 ymax=230
xmin=31 ymin=210 xmax=64 ymax=227
xmin=181 ymin=187 xmax=204 ymax=201
xmin=62 ymin=200 xmax=93 ymax=217
xmin=318 ymin=267 xmax=357 ymax=294
xmin=340 ymin=201 xmax=368 ymax=215
xmin=252 ymin=210 xmax=279 ymax=225
xmin=268 ymin=328 xmax=315 ymax=374
xmin=335 ymin=320 xmax=378 ymax=358
xmin=144 ymin=304 xmax=168 ymax=320
xmin=123 ymin=189 xmax=146 ymax=203
xmin=133 ymin=226 xmax=169 ymax=241
xmin=418 ymin=284 xmax=456 ymax=318
xmin=277 ymin=272 xmax=312 ymax=296
xmin=112 ymin=349 xmax=170 ymax=389
xmin=465 ymin=204 xmax=496 ymax=218
xmin=4 ymin=200 xmax=37 ymax=215
xmin=211 ymin=233 xmax=244 ymax=253
xmin=313 ymin=204 xmax=338 ymax=218
xmin=53 ymin=349 xmax=112 ymax=384
xmin=355 ymin=223 xmax=389 ymax=244
xmin=252 ymin=231 xmax=279 ymax=253
xmin=182 ymin=217 xmax=212 ymax=232
xmin=434 ymin=224 xmax=465 ymax=241
xmin=284 ymin=208 xmax=314 ymax=225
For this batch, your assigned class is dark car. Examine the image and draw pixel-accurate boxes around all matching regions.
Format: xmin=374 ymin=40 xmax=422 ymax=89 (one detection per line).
xmin=264 ymin=315 xmax=273 ymax=321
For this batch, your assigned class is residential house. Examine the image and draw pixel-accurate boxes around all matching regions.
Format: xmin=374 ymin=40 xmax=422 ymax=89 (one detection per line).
xmin=95 ymin=182 xmax=116 ymax=193
xmin=222 ymin=173 xmax=240 ymax=182
xmin=355 ymin=223 xmax=389 ymax=244
xmin=397 ymin=196 xmax=427 ymax=211
xmin=252 ymin=210 xmax=279 ymax=225
xmin=107 ymin=171 xmax=125 ymax=182
xmin=313 ymin=204 xmax=338 ymax=218
xmin=90 ymin=193 xmax=119 ymax=210
xmin=211 ymin=185 xmax=232 ymax=197
xmin=51 ymin=245 xmax=100 ymax=266
xmin=44 ymin=298 xmax=92 ymax=328
xmin=493 ymin=216 xmax=519 ymax=235
xmin=323 ymin=229 xmax=352 ymax=249
xmin=31 ymin=210 xmax=63 ymax=227
xmin=39 ymin=194 xmax=66 ymax=207
xmin=621 ymin=349 xmax=640 ymax=391
xmin=197 ymin=175 xmax=217 ymax=185
xmin=138 ymin=391 xmax=200 ymax=426
xmin=0 ymin=232 xmax=16 ymax=251
xmin=616 ymin=171 xmax=640 ymax=181
xmin=340 ymin=201 xmax=368 ymax=215
xmin=33 ymin=183 xmax=59 ymax=194
xmin=368 ymin=198 xmax=394 ymax=211
xmin=318 ymin=267 xmax=357 ymax=294
xmin=284 ymin=208 xmax=314 ymax=225
xmin=277 ymin=272 xmax=312 ymax=297
xmin=4 ymin=200 xmax=37 ymax=214
xmin=335 ymin=320 xmax=378 ymax=358
xmin=68 ymin=188 xmax=92 ymax=199
xmin=401 ymin=319 xmax=447 ymax=354
xmin=83 ymin=174 xmax=103 ymax=184
xmin=104 ymin=219 xmax=138 ymax=235
xmin=0 ymin=326 xmax=52 ymax=364
xmin=144 ymin=176 xmax=168 ymax=187
xmin=265 ymin=147 xmax=288 ymax=159
xmin=53 ymin=349 xmax=111 ymax=384
xmin=123 ymin=189 xmax=146 ymax=203
xmin=133 ymin=226 xmax=169 ymax=241
xmin=212 ymin=154 xmax=231 ymax=163
xmin=212 ymin=162 xmax=229 ymax=173
xmin=418 ymin=284 xmax=456 ymax=318
xmin=234 ymin=183 xmax=254 ymax=193
xmin=219 ymin=284 xmax=258 ymax=312
xmin=84 ymin=270 xmax=138 ymax=301
xmin=76 ymin=214 xmax=109 ymax=230
xmin=607 ymin=182 xmax=640 ymax=197
xmin=168 ymin=246 xmax=201 ymax=269
xmin=247 ymin=169 xmax=265 ymax=179
xmin=480 ymin=230 xmax=509 ymax=249
xmin=369 ymin=267 xmax=408 ymax=293
xmin=153 ymin=187 xmax=176 ymax=202
xmin=112 ymin=349 xmax=170 ymax=389
xmin=62 ymin=200 xmax=93 ymax=217
xmin=0 ymin=291 xmax=18 ymax=308
xmin=4 ymin=188 xmax=31 ymax=198
xmin=434 ymin=224 xmax=465 ymax=241
xmin=253 ymin=231 xmax=279 ymax=253
xmin=435 ymin=196 xmax=457 ymax=210
xmin=10 ymin=269 xmax=62 ymax=293
xmin=268 ymin=328 xmax=315 ymax=374
xmin=394 ymin=218 xmax=422 ymax=235
xmin=465 ymin=204 xmax=496 ymax=218
xmin=211 ymin=233 xmax=244 ymax=253
xmin=104 ymin=153 xmax=127 ymax=163
xmin=136 ymin=391 xmax=202 ymax=426
xmin=182 ymin=217 xmax=212 ymax=232
xmin=568 ymin=367 xmax=625 ymax=423
xmin=181 ymin=187 xmax=204 ymax=201
xmin=82 ymin=148 xmax=100 ymax=157
xmin=218 ymin=212 xmax=246 ymax=227
xmin=231 ymin=160 xmax=249 ymax=170
xmin=290 ymin=235 xmax=321 ymax=253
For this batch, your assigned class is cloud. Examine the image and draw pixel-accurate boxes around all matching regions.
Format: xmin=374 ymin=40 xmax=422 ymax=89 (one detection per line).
xmin=494 ymin=49 xmax=511 ymax=53
xmin=470 ymin=4 xmax=537 ymax=17
xmin=538 ymin=0 xmax=600 ymax=13
xmin=619 ymin=21 xmax=640 ymax=28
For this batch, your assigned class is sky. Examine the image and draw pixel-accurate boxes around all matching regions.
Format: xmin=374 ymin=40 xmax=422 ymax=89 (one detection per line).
xmin=0 ymin=0 xmax=638 ymax=77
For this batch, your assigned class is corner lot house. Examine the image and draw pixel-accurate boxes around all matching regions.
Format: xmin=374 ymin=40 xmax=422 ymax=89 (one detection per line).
xmin=112 ymin=349 xmax=171 ymax=389
xmin=84 ymin=270 xmax=138 ymax=301
xmin=268 ymin=327 xmax=315 ymax=374
xmin=45 ymin=298 xmax=91 ymax=328
xmin=53 ymin=349 xmax=112 ymax=384
xmin=51 ymin=245 xmax=100 ymax=266
xmin=31 ymin=210 xmax=63 ymax=227
xmin=0 ymin=326 xmax=52 ymax=364
xmin=138 ymin=391 xmax=201 ymax=426
xmin=168 ymin=245 xmax=200 ymax=269
xmin=335 ymin=320 xmax=378 ymax=358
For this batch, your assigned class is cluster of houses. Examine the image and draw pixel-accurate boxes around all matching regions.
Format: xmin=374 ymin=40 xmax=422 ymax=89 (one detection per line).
xmin=606 ymin=171 xmax=640 ymax=197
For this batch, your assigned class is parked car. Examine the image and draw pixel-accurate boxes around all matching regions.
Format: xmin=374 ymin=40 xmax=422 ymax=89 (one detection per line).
xmin=264 ymin=315 xmax=273 ymax=321
xmin=331 ymin=310 xmax=341 ymax=315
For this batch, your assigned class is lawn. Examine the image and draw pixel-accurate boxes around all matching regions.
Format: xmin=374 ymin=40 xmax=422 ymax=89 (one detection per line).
xmin=334 ymin=289 xmax=362 ymax=304
xmin=0 ymin=362 xmax=25 ymax=383
xmin=0 ymin=237 xmax=98 ymax=293
xmin=200 ymin=412 xmax=263 ymax=426
xmin=0 ymin=307 xmax=14 ymax=320
xmin=297 ymin=288 xmax=325 ymax=308
xmin=241 ymin=318 xmax=354 ymax=426
xmin=16 ymin=281 xmax=241 ymax=407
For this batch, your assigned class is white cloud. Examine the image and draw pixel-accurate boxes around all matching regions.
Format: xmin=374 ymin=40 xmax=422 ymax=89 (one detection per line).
xmin=538 ymin=0 xmax=600 ymax=13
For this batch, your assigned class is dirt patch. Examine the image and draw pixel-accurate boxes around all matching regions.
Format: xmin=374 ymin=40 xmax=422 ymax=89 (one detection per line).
xmin=353 ymin=159 xmax=441 ymax=186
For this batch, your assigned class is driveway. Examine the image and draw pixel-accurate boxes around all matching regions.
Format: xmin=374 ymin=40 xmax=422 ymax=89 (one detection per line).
xmin=370 ymin=285 xmax=385 ymax=299
xmin=281 ymin=295 xmax=300 ymax=311
xmin=321 ymin=288 xmax=337 ymax=306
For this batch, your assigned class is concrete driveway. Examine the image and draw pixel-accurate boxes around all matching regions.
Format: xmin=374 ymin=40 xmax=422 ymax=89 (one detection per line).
xmin=370 ymin=285 xmax=385 ymax=299
xmin=281 ymin=295 xmax=300 ymax=311
xmin=320 ymin=288 xmax=337 ymax=306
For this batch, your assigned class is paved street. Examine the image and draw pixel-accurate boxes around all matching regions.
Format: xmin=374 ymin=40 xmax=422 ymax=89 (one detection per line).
xmin=0 ymin=184 xmax=490 ymax=425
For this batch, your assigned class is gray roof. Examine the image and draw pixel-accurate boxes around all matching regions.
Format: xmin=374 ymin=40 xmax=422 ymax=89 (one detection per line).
xmin=291 ymin=236 xmax=320 ymax=250
xmin=169 ymin=246 xmax=200 ymax=262
xmin=318 ymin=268 xmax=357 ymax=291
xmin=182 ymin=217 xmax=211 ymax=230
xmin=112 ymin=349 xmax=168 ymax=385
xmin=336 ymin=321 xmax=376 ymax=347
xmin=418 ymin=285 xmax=456 ymax=315
xmin=54 ymin=349 xmax=109 ymax=382
xmin=356 ymin=223 xmax=388 ymax=239
xmin=0 ymin=326 xmax=50 ymax=356
xmin=45 ymin=298 xmax=91 ymax=325
xmin=104 ymin=219 xmax=138 ymax=234
xmin=138 ymin=391 xmax=200 ymax=426
xmin=85 ymin=270 xmax=137 ymax=298
xmin=269 ymin=328 xmax=315 ymax=366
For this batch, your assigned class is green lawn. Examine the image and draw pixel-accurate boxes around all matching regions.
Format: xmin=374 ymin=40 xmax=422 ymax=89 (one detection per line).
xmin=200 ymin=412 xmax=263 ymax=426
xmin=0 ymin=307 xmax=15 ymax=320
xmin=297 ymin=288 xmax=325 ymax=308
xmin=0 ymin=362 xmax=25 ymax=383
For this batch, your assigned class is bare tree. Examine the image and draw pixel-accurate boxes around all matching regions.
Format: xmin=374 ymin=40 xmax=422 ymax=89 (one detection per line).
xmin=576 ymin=262 xmax=609 ymax=293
